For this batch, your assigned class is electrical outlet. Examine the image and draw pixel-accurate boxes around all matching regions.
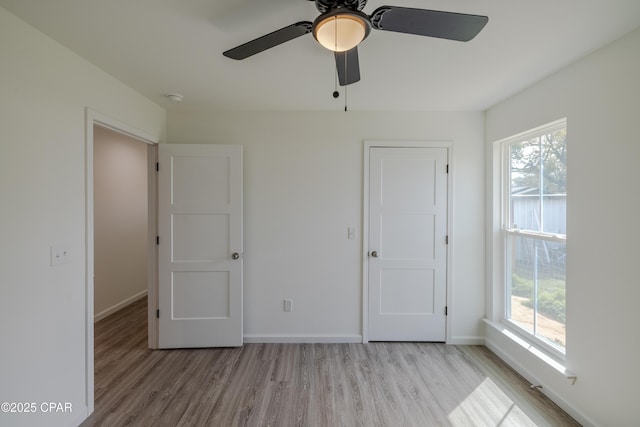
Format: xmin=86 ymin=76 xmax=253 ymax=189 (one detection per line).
xmin=283 ymin=298 xmax=293 ymax=312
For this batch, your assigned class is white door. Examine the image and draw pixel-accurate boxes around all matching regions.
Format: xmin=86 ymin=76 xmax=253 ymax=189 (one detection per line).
xmin=368 ymin=147 xmax=448 ymax=341
xmin=158 ymin=144 xmax=243 ymax=348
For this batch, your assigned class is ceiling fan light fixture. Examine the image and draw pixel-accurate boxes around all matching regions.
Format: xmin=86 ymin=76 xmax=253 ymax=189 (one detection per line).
xmin=313 ymin=10 xmax=370 ymax=52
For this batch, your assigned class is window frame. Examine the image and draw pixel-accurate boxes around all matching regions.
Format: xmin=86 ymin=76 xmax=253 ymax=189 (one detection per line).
xmin=499 ymin=118 xmax=567 ymax=362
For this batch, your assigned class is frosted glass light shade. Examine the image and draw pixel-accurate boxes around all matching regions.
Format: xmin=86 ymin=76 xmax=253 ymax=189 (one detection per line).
xmin=313 ymin=13 xmax=369 ymax=52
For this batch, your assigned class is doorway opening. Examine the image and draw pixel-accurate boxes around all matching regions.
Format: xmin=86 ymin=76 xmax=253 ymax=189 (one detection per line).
xmin=93 ymin=125 xmax=149 ymax=321
xmin=85 ymin=109 xmax=158 ymax=415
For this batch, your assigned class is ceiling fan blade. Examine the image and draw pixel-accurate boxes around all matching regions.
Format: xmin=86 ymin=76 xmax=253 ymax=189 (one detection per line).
xmin=335 ymin=47 xmax=361 ymax=86
xmin=370 ymin=6 xmax=488 ymax=42
xmin=223 ymin=21 xmax=313 ymax=60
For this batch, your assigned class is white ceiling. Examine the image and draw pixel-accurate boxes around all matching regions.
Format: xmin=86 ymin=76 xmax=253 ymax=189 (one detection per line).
xmin=2 ymin=0 xmax=640 ymax=111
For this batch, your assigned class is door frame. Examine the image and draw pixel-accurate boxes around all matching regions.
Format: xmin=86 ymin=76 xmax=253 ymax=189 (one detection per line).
xmin=85 ymin=108 xmax=159 ymax=414
xmin=362 ymin=140 xmax=454 ymax=343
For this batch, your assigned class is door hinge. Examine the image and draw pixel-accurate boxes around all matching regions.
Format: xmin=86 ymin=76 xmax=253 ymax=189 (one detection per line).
xmin=446 ymin=164 xmax=449 ymax=174
xmin=156 ymin=309 xmax=159 ymax=319
xmin=445 ymin=306 xmax=448 ymax=316
xmin=156 ymin=236 xmax=159 ymax=245
xmin=445 ymin=235 xmax=449 ymax=245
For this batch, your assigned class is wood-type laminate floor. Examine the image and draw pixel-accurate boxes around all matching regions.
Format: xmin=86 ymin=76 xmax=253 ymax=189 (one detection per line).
xmin=81 ymin=298 xmax=580 ymax=426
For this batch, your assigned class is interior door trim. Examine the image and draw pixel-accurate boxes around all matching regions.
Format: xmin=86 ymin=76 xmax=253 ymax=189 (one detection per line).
xmin=362 ymin=140 xmax=454 ymax=343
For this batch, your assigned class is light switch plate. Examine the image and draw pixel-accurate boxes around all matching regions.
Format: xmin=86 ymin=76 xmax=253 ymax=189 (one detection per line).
xmin=347 ymin=227 xmax=356 ymax=240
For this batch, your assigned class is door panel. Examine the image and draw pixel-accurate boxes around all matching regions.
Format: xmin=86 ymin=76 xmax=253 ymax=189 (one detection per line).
xmin=172 ymin=214 xmax=229 ymax=262
xmin=172 ymin=271 xmax=230 ymax=319
xmin=381 ymin=214 xmax=435 ymax=259
xmin=380 ymin=269 xmax=434 ymax=314
xmin=158 ymin=144 xmax=242 ymax=348
xmin=368 ymin=147 xmax=447 ymax=341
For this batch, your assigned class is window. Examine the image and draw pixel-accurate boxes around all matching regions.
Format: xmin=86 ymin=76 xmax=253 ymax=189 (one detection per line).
xmin=501 ymin=119 xmax=567 ymax=358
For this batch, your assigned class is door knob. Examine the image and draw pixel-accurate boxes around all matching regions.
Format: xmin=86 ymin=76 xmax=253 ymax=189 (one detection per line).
xmin=370 ymin=251 xmax=378 ymax=258
xmin=231 ymin=252 xmax=240 ymax=260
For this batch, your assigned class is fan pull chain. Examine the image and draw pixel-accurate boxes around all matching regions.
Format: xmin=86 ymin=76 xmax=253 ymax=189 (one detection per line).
xmin=337 ymin=15 xmax=347 ymax=111
xmin=344 ymin=84 xmax=348 ymax=112
xmin=329 ymin=15 xmax=347 ymax=111
xmin=333 ymin=63 xmax=339 ymax=98
xmin=332 ymin=16 xmax=341 ymax=100
xmin=344 ymin=48 xmax=348 ymax=112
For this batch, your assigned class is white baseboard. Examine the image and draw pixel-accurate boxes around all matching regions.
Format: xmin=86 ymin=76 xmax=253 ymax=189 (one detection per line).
xmin=243 ymin=334 xmax=486 ymax=345
xmin=94 ymin=290 xmax=147 ymax=322
xmin=243 ymin=334 xmax=363 ymax=344
xmin=448 ymin=336 xmax=485 ymax=345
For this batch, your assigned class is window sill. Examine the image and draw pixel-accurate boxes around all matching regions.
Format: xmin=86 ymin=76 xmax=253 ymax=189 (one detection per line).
xmin=483 ymin=319 xmax=576 ymax=384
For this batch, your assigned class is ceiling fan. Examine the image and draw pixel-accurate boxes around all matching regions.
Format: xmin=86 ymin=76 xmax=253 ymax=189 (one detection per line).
xmin=223 ymin=0 xmax=488 ymax=86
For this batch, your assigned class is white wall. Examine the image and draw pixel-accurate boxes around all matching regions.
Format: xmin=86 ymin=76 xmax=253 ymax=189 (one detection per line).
xmin=0 ymin=7 xmax=166 ymax=427
xmin=93 ymin=125 xmax=148 ymax=320
xmin=485 ymin=27 xmax=640 ymax=426
xmin=168 ymin=111 xmax=486 ymax=343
